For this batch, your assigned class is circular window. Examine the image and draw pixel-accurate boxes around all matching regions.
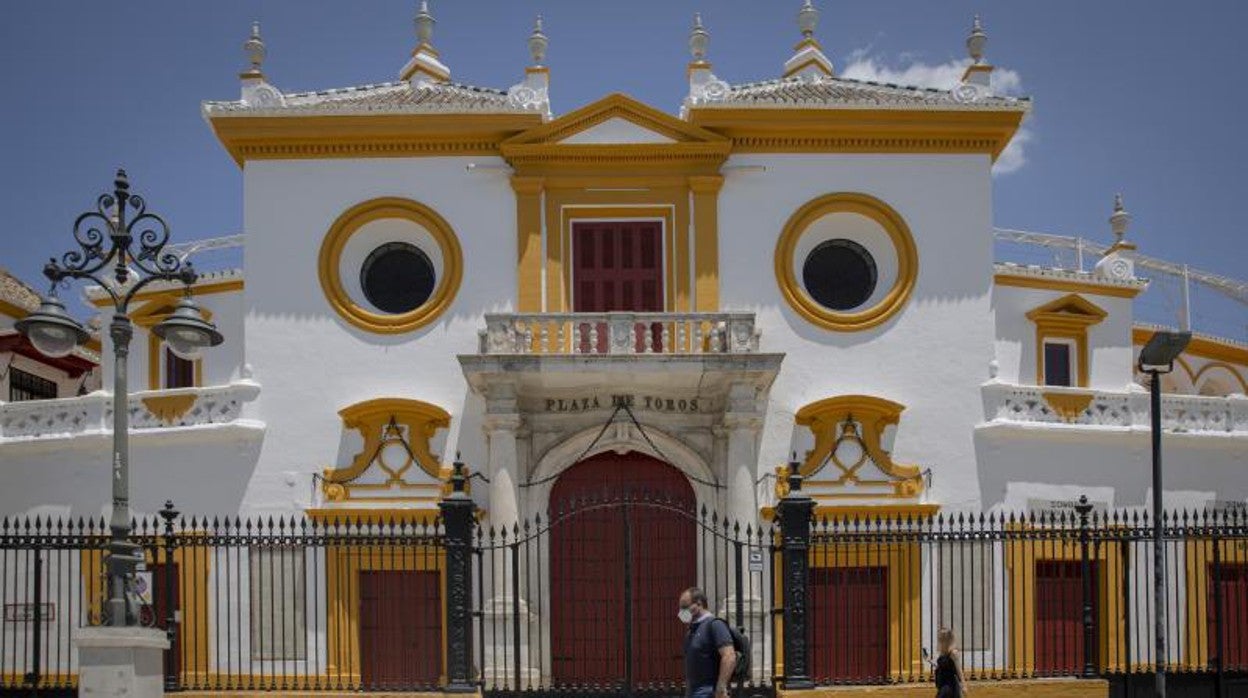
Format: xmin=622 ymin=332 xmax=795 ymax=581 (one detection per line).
xmin=775 ymin=193 xmax=918 ymax=332
xmin=801 ymin=239 xmax=877 ymax=311
xmin=360 ymin=242 xmax=436 ymax=314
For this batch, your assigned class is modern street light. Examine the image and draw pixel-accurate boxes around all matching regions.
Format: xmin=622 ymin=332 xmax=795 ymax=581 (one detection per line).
xmin=1136 ymin=329 xmax=1191 ymax=698
xmin=16 ymin=169 xmax=223 ymax=627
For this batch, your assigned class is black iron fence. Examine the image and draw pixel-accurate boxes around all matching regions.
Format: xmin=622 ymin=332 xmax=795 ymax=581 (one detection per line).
xmin=1 ymin=480 xmax=1246 ymax=696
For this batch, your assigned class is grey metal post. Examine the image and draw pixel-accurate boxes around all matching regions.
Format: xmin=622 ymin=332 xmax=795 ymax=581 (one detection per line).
xmin=1151 ymin=370 xmax=1167 ymax=697
xmin=777 ymin=462 xmax=815 ymax=691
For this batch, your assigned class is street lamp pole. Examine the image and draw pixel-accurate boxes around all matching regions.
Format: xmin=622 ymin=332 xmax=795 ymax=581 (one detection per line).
xmin=1136 ymin=329 xmax=1191 ymax=698
xmin=16 ymin=170 xmax=222 ymax=627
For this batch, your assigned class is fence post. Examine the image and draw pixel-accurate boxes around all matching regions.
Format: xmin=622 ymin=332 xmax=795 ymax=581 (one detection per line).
xmin=777 ymin=461 xmax=815 ymax=691
xmin=25 ymin=546 xmax=43 ymax=691
xmin=1076 ymin=495 xmax=1096 ymax=678
xmin=440 ymin=459 xmax=477 ymax=694
xmin=158 ymin=501 xmax=180 ymax=692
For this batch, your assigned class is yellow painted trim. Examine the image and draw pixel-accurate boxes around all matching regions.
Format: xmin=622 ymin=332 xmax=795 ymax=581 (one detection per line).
xmin=304 ymin=508 xmax=443 ymax=525
xmin=762 ymin=502 xmax=941 ymax=523
xmin=324 ymin=544 xmax=447 ymax=684
xmin=793 ymin=395 xmax=924 ymax=499
xmin=776 ymin=679 xmax=1109 ymax=697
xmin=0 ymin=299 xmax=31 ymax=319
xmin=1041 ymin=391 xmax=1094 ymax=423
xmin=317 ymin=197 xmax=462 ymax=334
xmin=687 ymin=107 xmax=1026 ymax=160
xmin=782 ymin=57 xmax=834 ymax=79
xmin=994 ymin=273 xmax=1143 ymax=299
xmin=1181 ymin=537 xmax=1248 ymax=672
xmin=1133 ymin=326 xmax=1248 ymax=366
xmin=130 ymin=297 xmax=211 ymax=390
xmin=1004 ymin=529 xmax=1124 ymax=674
xmin=207 ymin=113 xmax=542 ymax=167
xmin=87 ymin=279 xmax=243 ymax=308
xmin=1027 ymin=294 xmax=1107 ymax=388
xmin=690 ymin=175 xmax=723 ymax=311
xmin=503 ymin=92 xmax=729 ymax=147
xmin=775 ymin=193 xmax=918 ymax=332
xmin=1192 ymin=361 xmax=1248 ymax=394
xmin=807 ymin=540 xmax=924 ymax=680
xmin=512 ymin=177 xmax=545 ymax=313
xmin=141 ymin=394 xmax=198 ymax=424
xmin=322 ymin=397 xmax=451 ymax=487
xmin=81 ymin=537 xmax=212 ymax=675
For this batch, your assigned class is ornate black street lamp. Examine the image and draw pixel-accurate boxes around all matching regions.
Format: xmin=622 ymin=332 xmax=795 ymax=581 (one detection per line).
xmin=16 ymin=170 xmax=223 ymax=627
xmin=1136 ymin=329 xmax=1191 ymax=698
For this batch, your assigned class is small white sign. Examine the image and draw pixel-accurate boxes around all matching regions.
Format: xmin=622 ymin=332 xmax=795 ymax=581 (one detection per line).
xmin=1026 ymin=498 xmax=1107 ymax=515
xmin=134 ymin=571 xmax=154 ymax=606
xmin=748 ymin=549 xmax=764 ymax=572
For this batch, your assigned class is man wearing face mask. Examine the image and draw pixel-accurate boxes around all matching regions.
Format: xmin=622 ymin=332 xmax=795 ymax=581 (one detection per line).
xmin=679 ymin=587 xmax=735 ymax=698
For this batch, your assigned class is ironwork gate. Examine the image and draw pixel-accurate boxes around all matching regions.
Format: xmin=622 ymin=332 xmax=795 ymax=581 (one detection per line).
xmin=473 ymin=491 xmax=778 ymax=698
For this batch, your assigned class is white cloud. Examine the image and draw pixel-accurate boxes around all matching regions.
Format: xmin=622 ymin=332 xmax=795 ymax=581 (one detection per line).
xmin=840 ymin=53 xmax=1031 ymax=176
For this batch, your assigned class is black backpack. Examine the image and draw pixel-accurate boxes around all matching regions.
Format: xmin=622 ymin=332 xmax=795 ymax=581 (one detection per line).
xmin=714 ymin=618 xmax=752 ymax=684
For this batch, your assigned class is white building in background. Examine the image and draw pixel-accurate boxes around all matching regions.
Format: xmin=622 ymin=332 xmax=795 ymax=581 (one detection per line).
xmin=0 ymin=3 xmax=1244 ymax=527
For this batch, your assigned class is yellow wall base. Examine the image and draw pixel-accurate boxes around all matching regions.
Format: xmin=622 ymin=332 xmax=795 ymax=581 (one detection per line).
xmin=179 ymin=692 xmax=458 ymax=698
xmin=779 ymin=678 xmax=1108 ymax=698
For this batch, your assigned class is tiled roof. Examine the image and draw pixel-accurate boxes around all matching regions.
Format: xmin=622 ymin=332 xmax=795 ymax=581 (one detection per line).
xmin=0 ymin=269 xmax=42 ymax=315
xmin=704 ymin=75 xmax=1029 ymax=111
xmin=204 ymin=80 xmax=528 ymax=116
xmin=994 ymin=262 xmax=1149 ymax=291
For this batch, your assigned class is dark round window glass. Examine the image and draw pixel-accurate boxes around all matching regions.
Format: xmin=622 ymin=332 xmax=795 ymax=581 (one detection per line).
xmin=801 ymin=239 xmax=877 ymax=311
xmin=360 ymin=242 xmax=436 ymax=314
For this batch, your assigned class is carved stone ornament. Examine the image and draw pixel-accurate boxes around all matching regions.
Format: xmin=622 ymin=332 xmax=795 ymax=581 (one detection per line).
xmin=320 ymin=397 xmax=451 ymax=502
xmin=795 ymin=395 xmax=924 ymax=498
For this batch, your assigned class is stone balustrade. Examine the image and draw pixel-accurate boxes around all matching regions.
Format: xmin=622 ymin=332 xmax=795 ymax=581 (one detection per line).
xmin=0 ymin=381 xmax=261 ymax=440
xmin=982 ymin=382 xmax=1248 ymax=434
xmin=477 ymin=312 xmax=760 ymax=355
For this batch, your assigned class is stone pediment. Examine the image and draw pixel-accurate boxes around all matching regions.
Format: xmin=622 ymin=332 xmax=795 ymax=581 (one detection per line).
xmin=504 ymin=93 xmax=729 ymax=147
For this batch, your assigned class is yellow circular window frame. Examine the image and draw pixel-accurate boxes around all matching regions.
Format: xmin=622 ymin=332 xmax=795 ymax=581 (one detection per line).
xmin=318 ymin=197 xmax=463 ymax=334
xmin=775 ymin=192 xmax=919 ymax=332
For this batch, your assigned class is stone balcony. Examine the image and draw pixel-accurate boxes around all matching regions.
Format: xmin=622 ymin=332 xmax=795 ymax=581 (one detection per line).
xmin=981 ymin=381 xmax=1248 ymax=435
xmin=477 ymin=311 xmax=761 ymax=355
xmin=0 ymin=381 xmax=261 ymax=441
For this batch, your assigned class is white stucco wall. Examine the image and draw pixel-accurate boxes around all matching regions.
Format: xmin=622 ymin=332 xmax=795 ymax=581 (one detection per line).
xmin=992 ymin=284 xmax=1136 ymax=390
xmin=716 ymin=153 xmax=996 ymax=510
xmin=240 ymin=156 xmax=515 ymax=515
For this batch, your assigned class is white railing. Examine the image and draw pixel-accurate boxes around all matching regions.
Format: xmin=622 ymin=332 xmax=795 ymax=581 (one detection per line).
xmin=982 ymin=382 xmax=1248 ymax=434
xmin=477 ymin=312 xmax=760 ymax=355
xmin=0 ymin=381 xmax=261 ymax=439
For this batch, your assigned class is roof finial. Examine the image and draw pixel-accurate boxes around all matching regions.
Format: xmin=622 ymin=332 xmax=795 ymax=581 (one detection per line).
xmin=798 ymin=0 xmax=819 ymax=39
xmin=415 ymin=0 xmax=435 ymax=47
xmin=528 ymin=15 xmax=548 ymax=66
xmin=1109 ymin=193 xmax=1131 ymax=243
xmin=689 ymin=13 xmax=709 ymax=62
xmin=242 ymin=21 xmax=265 ymax=78
xmin=967 ymin=14 xmax=987 ymax=64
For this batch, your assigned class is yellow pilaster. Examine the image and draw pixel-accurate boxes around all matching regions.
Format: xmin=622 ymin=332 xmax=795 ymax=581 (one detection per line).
xmin=689 ymin=175 xmax=723 ymax=311
xmin=511 ymin=177 xmax=545 ymax=312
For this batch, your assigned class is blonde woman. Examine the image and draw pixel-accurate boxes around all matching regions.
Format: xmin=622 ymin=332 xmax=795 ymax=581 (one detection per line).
xmin=934 ymin=627 xmax=968 ymax=697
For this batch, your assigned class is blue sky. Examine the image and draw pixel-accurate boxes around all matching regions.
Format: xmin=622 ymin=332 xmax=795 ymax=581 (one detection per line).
xmin=1 ymin=1 xmax=1244 ymax=337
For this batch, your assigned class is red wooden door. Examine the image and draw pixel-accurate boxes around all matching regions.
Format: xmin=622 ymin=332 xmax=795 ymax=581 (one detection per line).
xmin=572 ymin=222 xmax=664 ymax=352
xmin=1208 ymin=563 xmax=1248 ymax=669
xmin=548 ymin=452 xmax=695 ymax=689
xmin=1034 ymin=560 xmax=1098 ymax=674
xmin=359 ymin=570 xmax=442 ymax=689
xmin=146 ymin=563 xmax=180 ymax=680
xmin=809 ymin=566 xmax=888 ymax=682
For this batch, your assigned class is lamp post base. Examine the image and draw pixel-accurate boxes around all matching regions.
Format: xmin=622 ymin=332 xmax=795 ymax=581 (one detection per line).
xmin=76 ymin=626 xmax=168 ymax=698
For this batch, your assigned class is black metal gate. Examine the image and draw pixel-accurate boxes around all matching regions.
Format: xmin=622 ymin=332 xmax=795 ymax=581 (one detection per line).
xmin=473 ymin=492 xmax=778 ymax=698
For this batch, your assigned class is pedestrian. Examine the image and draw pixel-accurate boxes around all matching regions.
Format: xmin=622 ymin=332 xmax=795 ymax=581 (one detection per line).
xmin=678 ymin=587 xmax=735 ymax=698
xmin=934 ymin=627 xmax=968 ymax=697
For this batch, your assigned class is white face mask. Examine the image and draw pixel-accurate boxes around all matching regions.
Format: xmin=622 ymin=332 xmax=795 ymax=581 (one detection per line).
xmin=678 ymin=606 xmax=694 ymax=624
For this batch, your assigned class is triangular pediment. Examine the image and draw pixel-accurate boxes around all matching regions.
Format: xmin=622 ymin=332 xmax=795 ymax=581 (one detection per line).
xmin=504 ymin=93 xmax=728 ymax=146
xmin=1025 ymin=293 xmax=1108 ymax=324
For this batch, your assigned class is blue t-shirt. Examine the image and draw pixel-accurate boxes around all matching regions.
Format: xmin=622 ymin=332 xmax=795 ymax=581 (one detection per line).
xmin=683 ymin=615 xmax=733 ymax=691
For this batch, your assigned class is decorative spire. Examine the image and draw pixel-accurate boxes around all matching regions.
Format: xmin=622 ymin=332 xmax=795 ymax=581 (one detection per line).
xmin=242 ymin=21 xmax=265 ymax=79
xmin=1109 ymin=193 xmax=1132 ymax=243
xmin=960 ymin=14 xmax=993 ymax=89
xmin=528 ymin=15 xmax=548 ymax=66
xmin=415 ymin=0 xmax=435 ymax=47
xmin=689 ymin=13 xmax=710 ymax=63
xmin=783 ymin=0 xmax=833 ymax=79
xmin=967 ymin=14 xmax=987 ymax=64
xmin=400 ymin=0 xmax=450 ymax=84
xmin=798 ymin=0 xmax=819 ymax=40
